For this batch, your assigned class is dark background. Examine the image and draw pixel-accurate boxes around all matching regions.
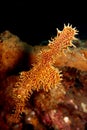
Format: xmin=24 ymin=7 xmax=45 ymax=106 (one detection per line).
xmin=0 ymin=1 xmax=87 ymax=45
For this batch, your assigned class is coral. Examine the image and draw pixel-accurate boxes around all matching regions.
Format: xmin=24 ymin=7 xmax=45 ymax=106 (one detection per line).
xmin=0 ymin=24 xmax=87 ymax=129
xmin=0 ymin=30 xmax=32 ymax=80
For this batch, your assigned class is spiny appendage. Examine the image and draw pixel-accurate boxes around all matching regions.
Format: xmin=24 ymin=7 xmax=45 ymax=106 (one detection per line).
xmin=21 ymin=63 xmax=62 ymax=92
xmin=10 ymin=63 xmax=62 ymax=121
xmin=10 ymin=73 xmax=33 ymax=122
xmin=39 ymin=64 xmax=62 ymax=92
xmin=48 ymin=24 xmax=78 ymax=54
xmin=33 ymin=61 xmax=62 ymax=90
xmin=39 ymin=49 xmax=54 ymax=65
xmin=13 ymin=61 xmax=62 ymax=98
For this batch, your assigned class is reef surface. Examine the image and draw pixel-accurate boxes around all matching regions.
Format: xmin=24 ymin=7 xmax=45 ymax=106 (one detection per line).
xmin=0 ymin=25 xmax=87 ymax=130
